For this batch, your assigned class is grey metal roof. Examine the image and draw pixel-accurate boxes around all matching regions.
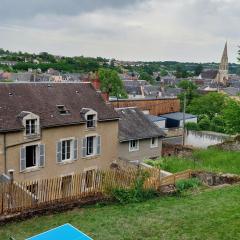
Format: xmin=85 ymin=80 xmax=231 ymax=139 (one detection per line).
xmin=147 ymin=115 xmax=166 ymax=122
xmin=116 ymin=107 xmax=166 ymax=142
xmin=160 ymin=112 xmax=197 ymax=121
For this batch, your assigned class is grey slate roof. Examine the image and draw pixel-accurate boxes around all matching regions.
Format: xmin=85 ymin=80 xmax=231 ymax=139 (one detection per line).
xmin=116 ymin=108 xmax=166 ymax=142
xmin=222 ymin=87 xmax=240 ymax=96
xmin=200 ymin=69 xmax=218 ymax=79
xmin=160 ymin=112 xmax=197 ymax=121
xmin=0 ymin=83 xmax=119 ymax=132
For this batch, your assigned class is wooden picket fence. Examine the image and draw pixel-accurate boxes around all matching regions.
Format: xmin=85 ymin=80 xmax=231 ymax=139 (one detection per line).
xmin=0 ymin=168 xmax=191 ymax=215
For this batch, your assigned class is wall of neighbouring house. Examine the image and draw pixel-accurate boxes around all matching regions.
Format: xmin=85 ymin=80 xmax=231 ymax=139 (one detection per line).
xmin=0 ymin=121 xmax=118 ymax=181
xmin=110 ymin=98 xmax=180 ymax=116
xmin=118 ymin=138 xmax=162 ymax=162
xmin=154 ymin=120 xmax=166 ymax=129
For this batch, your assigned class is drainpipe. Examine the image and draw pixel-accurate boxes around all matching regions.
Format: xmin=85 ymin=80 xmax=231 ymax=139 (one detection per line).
xmin=3 ymin=133 xmax=7 ymax=174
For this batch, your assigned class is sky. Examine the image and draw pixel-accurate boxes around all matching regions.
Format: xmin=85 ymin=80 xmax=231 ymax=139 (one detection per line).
xmin=0 ymin=0 xmax=239 ymax=63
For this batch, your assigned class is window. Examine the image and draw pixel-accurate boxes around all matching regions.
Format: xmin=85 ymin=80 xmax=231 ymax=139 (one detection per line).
xmin=87 ymin=136 xmax=94 ymax=156
xmin=62 ymin=140 xmax=72 ymax=161
xmin=20 ymin=144 xmax=45 ymax=172
xmin=82 ymin=136 xmax=101 ymax=158
xmin=85 ymin=169 xmax=95 ymax=188
xmin=26 ymin=119 xmax=37 ymax=135
xmin=86 ymin=114 xmax=96 ymax=128
xmin=56 ymin=139 xmax=78 ymax=163
xmin=129 ymin=140 xmax=139 ymax=152
xmin=25 ymin=145 xmax=37 ymax=168
xmin=150 ymin=137 xmax=158 ymax=148
xmin=61 ymin=175 xmax=72 ymax=198
xmin=57 ymin=105 xmax=70 ymax=115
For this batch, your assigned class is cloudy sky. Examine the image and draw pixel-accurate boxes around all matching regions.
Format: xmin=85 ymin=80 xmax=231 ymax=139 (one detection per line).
xmin=0 ymin=0 xmax=239 ymax=62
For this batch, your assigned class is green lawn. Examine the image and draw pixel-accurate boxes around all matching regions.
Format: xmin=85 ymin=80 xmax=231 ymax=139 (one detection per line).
xmin=146 ymin=149 xmax=240 ymax=174
xmin=1 ymin=185 xmax=240 ymax=240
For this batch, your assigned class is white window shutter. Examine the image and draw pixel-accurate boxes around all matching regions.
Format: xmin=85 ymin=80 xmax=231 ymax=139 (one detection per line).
xmin=82 ymin=138 xmax=87 ymax=158
xmin=73 ymin=139 xmax=78 ymax=160
xmin=56 ymin=141 xmax=62 ymax=163
xmin=39 ymin=144 xmax=45 ymax=167
xmin=20 ymin=147 xmax=26 ymax=172
xmin=96 ymin=135 xmax=101 ymax=155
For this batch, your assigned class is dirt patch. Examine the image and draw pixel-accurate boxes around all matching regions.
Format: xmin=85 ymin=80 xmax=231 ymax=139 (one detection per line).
xmin=192 ymin=171 xmax=240 ymax=186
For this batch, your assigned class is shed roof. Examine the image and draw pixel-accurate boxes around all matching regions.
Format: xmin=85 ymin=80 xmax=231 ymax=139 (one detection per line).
xmin=116 ymin=107 xmax=165 ymax=142
xmin=160 ymin=112 xmax=197 ymax=121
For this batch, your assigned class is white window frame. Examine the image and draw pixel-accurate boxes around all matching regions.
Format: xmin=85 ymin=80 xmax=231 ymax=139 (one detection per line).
xmin=84 ymin=109 xmax=98 ymax=129
xmin=20 ymin=141 xmax=45 ymax=172
xmin=150 ymin=137 xmax=158 ymax=148
xmin=22 ymin=112 xmax=40 ymax=137
xmin=25 ymin=119 xmax=38 ymax=136
xmin=60 ymin=137 xmax=75 ymax=162
xmin=129 ymin=140 xmax=139 ymax=152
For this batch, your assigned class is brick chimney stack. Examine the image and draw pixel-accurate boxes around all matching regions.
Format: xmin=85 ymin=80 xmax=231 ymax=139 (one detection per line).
xmin=90 ymin=73 xmax=109 ymax=102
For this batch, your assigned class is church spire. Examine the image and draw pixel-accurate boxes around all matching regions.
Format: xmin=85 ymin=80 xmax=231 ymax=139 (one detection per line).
xmin=219 ymin=41 xmax=228 ymax=71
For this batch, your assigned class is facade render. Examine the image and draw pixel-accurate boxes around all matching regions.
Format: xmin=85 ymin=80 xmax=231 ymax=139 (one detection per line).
xmin=116 ymin=107 xmax=166 ymax=162
xmin=0 ymin=83 xmax=119 ymax=182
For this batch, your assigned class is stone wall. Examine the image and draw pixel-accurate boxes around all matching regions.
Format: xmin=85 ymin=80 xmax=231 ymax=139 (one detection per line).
xmin=162 ymin=142 xmax=193 ymax=158
xmin=210 ymin=135 xmax=240 ymax=151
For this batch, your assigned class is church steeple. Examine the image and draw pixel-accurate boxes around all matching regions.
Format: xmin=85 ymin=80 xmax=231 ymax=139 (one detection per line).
xmin=215 ymin=42 xmax=229 ymax=86
xmin=219 ymin=41 xmax=228 ymax=71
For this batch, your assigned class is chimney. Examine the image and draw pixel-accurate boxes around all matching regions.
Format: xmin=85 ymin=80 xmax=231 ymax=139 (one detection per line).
xmin=91 ymin=73 xmax=101 ymax=91
xmin=101 ymin=92 xmax=109 ymax=102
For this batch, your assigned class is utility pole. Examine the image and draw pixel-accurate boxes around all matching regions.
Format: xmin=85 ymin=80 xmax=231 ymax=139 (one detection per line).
xmin=182 ymin=92 xmax=186 ymax=146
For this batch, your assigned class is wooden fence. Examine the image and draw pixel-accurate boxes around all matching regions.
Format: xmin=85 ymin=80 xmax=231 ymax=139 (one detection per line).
xmin=0 ymin=168 xmax=191 ymax=215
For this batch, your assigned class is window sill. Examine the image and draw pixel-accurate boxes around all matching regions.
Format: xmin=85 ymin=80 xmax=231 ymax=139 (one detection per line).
xmin=85 ymin=127 xmax=97 ymax=132
xmin=150 ymin=145 xmax=158 ymax=149
xmin=24 ymin=134 xmax=40 ymax=140
xmin=58 ymin=159 xmax=76 ymax=165
xmin=82 ymin=155 xmax=99 ymax=160
xmin=129 ymin=149 xmax=139 ymax=152
xmin=22 ymin=167 xmax=41 ymax=173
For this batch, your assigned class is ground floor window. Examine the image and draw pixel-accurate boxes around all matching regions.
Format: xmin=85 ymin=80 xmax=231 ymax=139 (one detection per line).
xmin=129 ymin=140 xmax=139 ymax=152
xmin=87 ymin=136 xmax=94 ymax=156
xmin=61 ymin=175 xmax=73 ymax=197
xmin=150 ymin=137 xmax=158 ymax=148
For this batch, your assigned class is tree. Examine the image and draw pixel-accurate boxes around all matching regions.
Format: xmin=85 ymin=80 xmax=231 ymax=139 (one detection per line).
xmin=194 ymin=64 xmax=203 ymax=76
xmin=139 ymin=71 xmax=154 ymax=83
xmin=187 ymin=93 xmax=226 ymax=119
xmin=198 ymin=116 xmax=211 ymax=131
xmin=177 ymin=80 xmax=198 ymax=109
xmin=222 ymin=99 xmax=240 ymax=134
xmin=98 ymin=68 xmax=127 ymax=98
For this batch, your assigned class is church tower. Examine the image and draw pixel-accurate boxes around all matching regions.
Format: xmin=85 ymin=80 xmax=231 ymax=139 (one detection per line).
xmin=215 ymin=42 xmax=229 ymax=86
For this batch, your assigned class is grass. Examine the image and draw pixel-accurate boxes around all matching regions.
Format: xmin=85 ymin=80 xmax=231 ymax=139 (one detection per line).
xmin=146 ymin=148 xmax=240 ymax=174
xmin=0 ymin=185 xmax=239 ymax=240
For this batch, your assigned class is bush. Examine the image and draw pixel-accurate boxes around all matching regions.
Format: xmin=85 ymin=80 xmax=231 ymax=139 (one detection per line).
xmin=198 ymin=117 xmax=211 ymax=131
xmin=176 ymin=178 xmax=201 ymax=193
xmin=185 ymin=122 xmax=199 ymax=131
xmin=109 ymin=170 xmax=158 ymax=204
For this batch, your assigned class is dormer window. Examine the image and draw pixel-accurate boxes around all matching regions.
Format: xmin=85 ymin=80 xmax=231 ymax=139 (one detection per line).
xmin=87 ymin=114 xmax=95 ymax=128
xmin=26 ymin=119 xmax=37 ymax=135
xmin=80 ymin=108 xmax=98 ymax=129
xmin=57 ymin=105 xmax=70 ymax=115
xmin=20 ymin=111 xmax=40 ymax=138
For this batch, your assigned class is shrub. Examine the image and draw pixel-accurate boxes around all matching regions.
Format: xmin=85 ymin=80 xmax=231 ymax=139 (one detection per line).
xmin=176 ymin=178 xmax=201 ymax=193
xmin=185 ymin=122 xmax=199 ymax=131
xmin=198 ymin=117 xmax=211 ymax=131
xmin=109 ymin=170 xmax=158 ymax=204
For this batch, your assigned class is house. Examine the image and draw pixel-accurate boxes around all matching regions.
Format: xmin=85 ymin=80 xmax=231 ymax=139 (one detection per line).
xmin=160 ymin=112 xmax=197 ymax=128
xmin=116 ymin=107 xmax=165 ymax=162
xmin=0 ymin=83 xmax=119 ymax=182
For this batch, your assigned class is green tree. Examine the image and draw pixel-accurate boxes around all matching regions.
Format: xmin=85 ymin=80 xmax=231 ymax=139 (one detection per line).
xmin=139 ymin=71 xmax=154 ymax=83
xmin=177 ymin=80 xmax=198 ymax=109
xmin=187 ymin=93 xmax=226 ymax=119
xmin=198 ymin=116 xmax=211 ymax=131
xmin=194 ymin=64 xmax=203 ymax=76
xmin=222 ymin=99 xmax=240 ymax=134
xmin=98 ymin=68 xmax=127 ymax=98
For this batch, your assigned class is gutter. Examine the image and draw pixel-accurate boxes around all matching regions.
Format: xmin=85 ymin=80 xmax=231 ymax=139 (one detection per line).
xmin=3 ymin=133 xmax=7 ymax=174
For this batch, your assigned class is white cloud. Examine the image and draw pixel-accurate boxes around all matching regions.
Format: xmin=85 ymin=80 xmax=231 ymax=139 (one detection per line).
xmin=0 ymin=0 xmax=239 ymax=62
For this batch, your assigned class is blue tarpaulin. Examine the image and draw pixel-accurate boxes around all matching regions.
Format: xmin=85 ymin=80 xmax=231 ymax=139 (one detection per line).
xmin=26 ymin=223 xmax=92 ymax=240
